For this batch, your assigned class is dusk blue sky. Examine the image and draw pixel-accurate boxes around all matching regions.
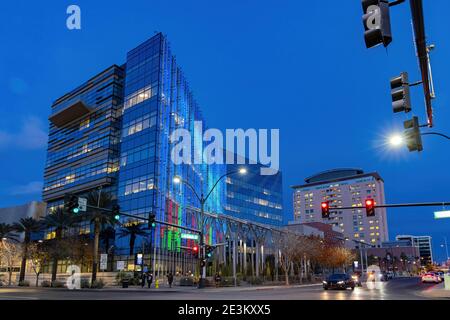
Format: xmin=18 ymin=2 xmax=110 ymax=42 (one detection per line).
xmin=1 ymin=1 xmax=449 ymax=262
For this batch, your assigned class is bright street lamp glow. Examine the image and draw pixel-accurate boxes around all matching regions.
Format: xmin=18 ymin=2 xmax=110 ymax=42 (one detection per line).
xmin=238 ymin=168 xmax=247 ymax=175
xmin=173 ymin=176 xmax=181 ymax=184
xmin=388 ymin=134 xmax=404 ymax=147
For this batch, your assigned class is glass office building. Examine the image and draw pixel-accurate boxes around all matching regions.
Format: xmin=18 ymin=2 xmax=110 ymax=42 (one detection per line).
xmin=43 ymin=65 xmax=124 ymax=217
xmin=224 ymin=163 xmax=284 ymax=226
xmin=42 ymin=34 xmax=226 ymax=275
xmin=116 ymin=33 xmax=225 ymax=274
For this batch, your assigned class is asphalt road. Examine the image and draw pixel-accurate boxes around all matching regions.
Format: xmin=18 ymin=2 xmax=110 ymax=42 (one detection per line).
xmin=0 ymin=277 xmax=444 ymax=300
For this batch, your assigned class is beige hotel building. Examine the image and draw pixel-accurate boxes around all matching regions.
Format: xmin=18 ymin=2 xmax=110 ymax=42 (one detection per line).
xmin=292 ymin=168 xmax=389 ymax=248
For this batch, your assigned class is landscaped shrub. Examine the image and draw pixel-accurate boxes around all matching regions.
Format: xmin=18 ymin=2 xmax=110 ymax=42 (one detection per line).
xmin=18 ymin=280 xmax=30 ymax=287
xmin=115 ymin=271 xmax=133 ymax=285
xmin=90 ymin=279 xmax=105 ymax=289
xmin=220 ymin=277 xmax=240 ymax=287
xmin=179 ymin=277 xmax=195 ymax=286
xmin=247 ymin=276 xmax=264 ymax=285
xmin=41 ymin=280 xmax=51 ymax=287
xmin=52 ymin=281 xmax=65 ymax=288
xmin=80 ymin=278 xmax=90 ymax=288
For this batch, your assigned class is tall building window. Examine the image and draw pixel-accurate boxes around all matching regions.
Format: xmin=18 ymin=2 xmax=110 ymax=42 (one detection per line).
xmin=122 ymin=112 xmax=157 ymax=137
xmin=123 ymin=85 xmax=157 ymax=111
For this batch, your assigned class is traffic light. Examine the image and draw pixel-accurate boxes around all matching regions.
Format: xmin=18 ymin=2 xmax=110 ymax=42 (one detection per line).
xmin=112 ymin=205 xmax=120 ymax=221
xmin=362 ymin=0 xmax=392 ymax=49
xmin=205 ymin=245 xmax=216 ymax=259
xmin=391 ymin=72 xmax=412 ymax=113
xmin=403 ymin=116 xmax=423 ymax=152
xmin=365 ymin=199 xmax=376 ymax=217
xmin=148 ymin=213 xmax=156 ymax=229
xmin=321 ymin=202 xmax=330 ymax=219
xmin=64 ymin=194 xmax=79 ymax=214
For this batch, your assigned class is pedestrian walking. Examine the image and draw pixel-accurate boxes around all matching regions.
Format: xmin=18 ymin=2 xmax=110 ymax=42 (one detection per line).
xmin=141 ymin=271 xmax=147 ymax=288
xmin=167 ymin=272 xmax=174 ymax=288
xmin=214 ymin=272 xmax=221 ymax=287
xmin=147 ymin=272 xmax=153 ymax=288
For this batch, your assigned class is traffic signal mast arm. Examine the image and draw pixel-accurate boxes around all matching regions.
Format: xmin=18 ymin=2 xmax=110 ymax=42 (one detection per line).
xmin=328 ymin=201 xmax=450 ymax=211
xmin=85 ymin=204 xmax=201 ymax=234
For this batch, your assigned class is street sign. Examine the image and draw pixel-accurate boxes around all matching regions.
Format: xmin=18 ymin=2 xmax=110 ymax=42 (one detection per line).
xmin=434 ymin=211 xmax=450 ymax=219
xmin=181 ymin=233 xmax=199 ymax=240
xmin=100 ymin=254 xmax=108 ymax=270
xmin=78 ymin=197 xmax=87 ymax=212
xmin=117 ymin=261 xmax=125 ymax=271
xmin=136 ymin=253 xmax=143 ymax=266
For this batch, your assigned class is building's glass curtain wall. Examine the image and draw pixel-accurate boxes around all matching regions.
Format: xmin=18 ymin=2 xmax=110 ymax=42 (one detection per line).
xmin=41 ymin=33 xmax=287 ymax=278
xmin=43 ymin=65 xmax=124 ymax=210
xmin=116 ymin=34 xmax=226 ymax=276
xmin=225 ymin=163 xmax=284 ymax=227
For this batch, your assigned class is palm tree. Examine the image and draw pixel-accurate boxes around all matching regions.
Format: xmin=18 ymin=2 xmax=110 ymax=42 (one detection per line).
xmin=42 ymin=208 xmax=76 ymax=283
xmin=117 ymin=221 xmax=148 ymax=256
xmin=86 ymin=189 xmax=117 ymax=283
xmin=0 ymin=223 xmax=19 ymax=243
xmin=13 ymin=218 xmax=42 ymax=282
xmin=100 ymin=226 xmax=115 ymax=254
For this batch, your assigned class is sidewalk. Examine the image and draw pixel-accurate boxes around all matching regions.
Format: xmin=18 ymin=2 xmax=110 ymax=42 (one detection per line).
xmin=97 ymin=282 xmax=322 ymax=293
xmin=417 ymin=283 xmax=450 ymax=299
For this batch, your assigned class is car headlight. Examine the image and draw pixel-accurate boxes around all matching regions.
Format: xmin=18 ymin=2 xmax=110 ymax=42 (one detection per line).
xmin=337 ymin=281 xmax=345 ymax=284
xmin=323 ymin=281 xmax=327 ymax=284
xmin=352 ymin=276 xmax=358 ymax=280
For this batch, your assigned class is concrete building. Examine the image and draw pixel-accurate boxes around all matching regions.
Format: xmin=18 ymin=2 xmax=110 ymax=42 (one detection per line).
xmin=363 ymin=240 xmax=421 ymax=273
xmin=286 ymin=221 xmax=344 ymax=246
xmin=396 ymin=235 xmax=433 ymax=266
xmin=0 ymin=201 xmax=46 ymax=240
xmin=292 ymin=168 xmax=389 ymax=249
xmin=0 ymin=201 xmax=46 ymax=225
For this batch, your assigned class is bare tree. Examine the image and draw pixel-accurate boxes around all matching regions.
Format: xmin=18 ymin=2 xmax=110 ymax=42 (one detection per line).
xmin=275 ymin=232 xmax=300 ymax=286
xmin=0 ymin=240 xmax=21 ymax=286
xmin=26 ymin=242 xmax=50 ymax=287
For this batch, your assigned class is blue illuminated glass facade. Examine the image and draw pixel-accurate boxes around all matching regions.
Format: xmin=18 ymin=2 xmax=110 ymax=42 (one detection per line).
xmin=116 ymin=34 xmax=226 ymax=265
xmin=43 ymin=34 xmax=226 ymax=275
xmin=224 ymin=164 xmax=284 ymax=226
xmin=42 ymin=33 xmax=286 ymax=277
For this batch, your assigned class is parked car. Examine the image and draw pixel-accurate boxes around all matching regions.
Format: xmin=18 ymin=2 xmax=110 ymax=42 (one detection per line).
xmin=323 ymin=274 xmax=355 ymax=291
xmin=421 ymin=273 xmax=440 ymax=284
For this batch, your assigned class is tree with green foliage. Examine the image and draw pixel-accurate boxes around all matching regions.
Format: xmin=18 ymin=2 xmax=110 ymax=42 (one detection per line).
xmin=117 ymin=221 xmax=148 ymax=256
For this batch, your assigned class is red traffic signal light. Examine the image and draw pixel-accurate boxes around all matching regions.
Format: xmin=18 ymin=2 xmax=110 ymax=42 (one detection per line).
xmin=365 ymin=199 xmax=376 ymax=217
xmin=321 ymin=202 xmax=330 ymax=219
xmin=192 ymin=245 xmax=199 ymax=253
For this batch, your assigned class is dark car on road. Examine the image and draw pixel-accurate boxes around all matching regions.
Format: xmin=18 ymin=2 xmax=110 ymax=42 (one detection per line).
xmin=323 ymin=274 xmax=355 ymax=291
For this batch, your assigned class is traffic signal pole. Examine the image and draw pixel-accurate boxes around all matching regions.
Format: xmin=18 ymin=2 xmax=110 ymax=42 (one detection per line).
xmin=86 ymin=204 xmax=201 ymax=234
xmin=329 ymin=201 xmax=450 ymax=211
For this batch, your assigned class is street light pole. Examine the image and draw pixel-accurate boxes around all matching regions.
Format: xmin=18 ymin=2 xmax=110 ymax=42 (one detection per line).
xmin=443 ymin=237 xmax=449 ymax=261
xmin=174 ymin=168 xmax=247 ymax=289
